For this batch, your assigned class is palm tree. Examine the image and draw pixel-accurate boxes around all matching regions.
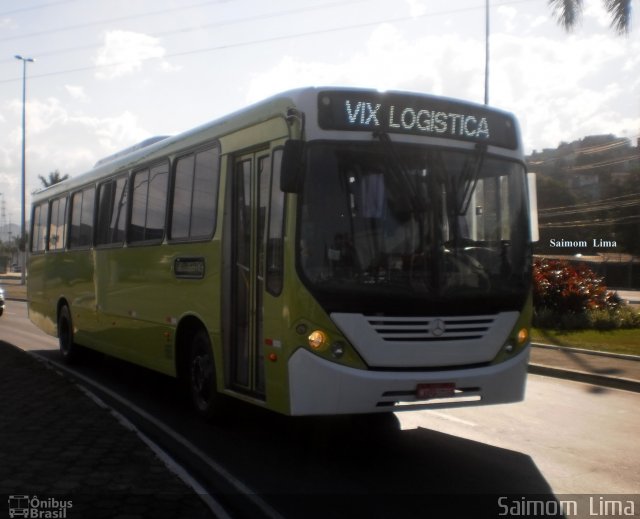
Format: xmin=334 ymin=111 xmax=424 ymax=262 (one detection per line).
xmin=549 ymin=0 xmax=632 ymax=34
xmin=38 ymin=170 xmax=69 ymax=188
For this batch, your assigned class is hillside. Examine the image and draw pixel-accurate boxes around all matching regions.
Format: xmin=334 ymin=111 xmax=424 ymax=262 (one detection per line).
xmin=527 ymin=135 xmax=640 ymax=256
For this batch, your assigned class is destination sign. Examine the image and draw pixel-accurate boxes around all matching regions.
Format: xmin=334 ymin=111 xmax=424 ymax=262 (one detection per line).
xmin=317 ymin=90 xmax=518 ymax=149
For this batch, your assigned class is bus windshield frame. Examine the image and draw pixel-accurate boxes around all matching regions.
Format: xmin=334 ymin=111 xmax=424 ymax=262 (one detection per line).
xmin=295 ymin=140 xmax=532 ymax=315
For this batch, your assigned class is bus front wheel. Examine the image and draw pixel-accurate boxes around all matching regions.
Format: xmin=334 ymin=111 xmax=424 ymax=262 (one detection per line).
xmin=188 ymin=330 xmax=227 ymax=421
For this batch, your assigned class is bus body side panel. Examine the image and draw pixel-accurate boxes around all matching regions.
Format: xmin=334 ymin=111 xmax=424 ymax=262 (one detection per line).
xmin=48 ymin=249 xmax=96 ymax=344
xmin=92 ymin=245 xmax=170 ymax=374
xmin=92 ymin=242 xmax=221 ymax=376
xmin=27 ymin=253 xmax=55 ymax=336
xmin=28 ymin=248 xmax=96 ymax=343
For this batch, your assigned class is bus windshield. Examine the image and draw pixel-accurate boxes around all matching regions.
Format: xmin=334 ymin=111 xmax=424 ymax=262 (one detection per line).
xmin=298 ymin=141 xmax=531 ymax=312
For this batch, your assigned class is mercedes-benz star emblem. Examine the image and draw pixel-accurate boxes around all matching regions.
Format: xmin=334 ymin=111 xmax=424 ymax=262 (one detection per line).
xmin=431 ymin=318 xmax=446 ymax=336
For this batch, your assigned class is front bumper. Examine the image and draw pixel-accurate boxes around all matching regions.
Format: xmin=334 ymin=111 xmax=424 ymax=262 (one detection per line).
xmin=288 ymin=346 xmax=530 ymax=415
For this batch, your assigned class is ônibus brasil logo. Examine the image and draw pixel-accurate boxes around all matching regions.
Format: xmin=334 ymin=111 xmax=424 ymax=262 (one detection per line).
xmin=8 ymin=495 xmax=73 ymax=518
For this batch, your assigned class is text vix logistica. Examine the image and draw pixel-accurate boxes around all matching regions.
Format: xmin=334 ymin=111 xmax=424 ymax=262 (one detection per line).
xmin=344 ymin=100 xmax=491 ymax=139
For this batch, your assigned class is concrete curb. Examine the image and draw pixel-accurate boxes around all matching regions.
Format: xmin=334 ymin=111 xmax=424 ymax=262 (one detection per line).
xmin=532 ymin=342 xmax=640 ymax=362
xmin=528 ymin=363 xmax=640 ymax=393
xmin=529 ymin=343 xmax=640 ymax=393
xmin=4 ymin=296 xmax=27 ymax=303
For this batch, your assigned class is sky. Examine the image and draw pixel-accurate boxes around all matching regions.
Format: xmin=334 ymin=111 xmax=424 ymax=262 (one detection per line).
xmin=0 ymin=0 xmax=638 ymax=231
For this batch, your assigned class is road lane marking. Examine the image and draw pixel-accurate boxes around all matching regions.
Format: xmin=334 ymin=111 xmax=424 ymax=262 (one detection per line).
xmin=31 ymin=352 xmax=285 ymax=519
xmin=425 ymin=410 xmax=478 ymax=427
xmin=77 ymin=384 xmax=233 ymax=519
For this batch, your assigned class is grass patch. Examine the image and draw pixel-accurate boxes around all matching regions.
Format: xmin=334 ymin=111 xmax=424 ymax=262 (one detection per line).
xmin=1 ymin=283 xmax=27 ymax=300
xmin=532 ymin=327 xmax=640 ymax=356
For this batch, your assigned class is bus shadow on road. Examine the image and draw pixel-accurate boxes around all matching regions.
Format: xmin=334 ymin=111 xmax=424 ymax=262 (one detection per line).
xmin=204 ymin=398 xmax=559 ymax=518
xmin=240 ymin=411 xmax=559 ymax=518
xmin=31 ymin=346 xmax=560 ymax=519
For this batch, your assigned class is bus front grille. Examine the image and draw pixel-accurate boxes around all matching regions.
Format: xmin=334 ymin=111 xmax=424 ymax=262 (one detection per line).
xmin=330 ymin=311 xmax=518 ymax=367
xmin=364 ymin=315 xmax=495 ymax=342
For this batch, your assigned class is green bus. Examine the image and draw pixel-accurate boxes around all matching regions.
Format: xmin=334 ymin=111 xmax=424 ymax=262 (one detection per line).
xmin=28 ymin=87 xmax=537 ymax=419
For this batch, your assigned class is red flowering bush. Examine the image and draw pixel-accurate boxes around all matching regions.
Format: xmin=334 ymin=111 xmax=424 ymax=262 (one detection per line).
xmin=533 ymin=258 xmax=619 ymax=314
xmin=530 ymin=258 xmax=640 ymax=329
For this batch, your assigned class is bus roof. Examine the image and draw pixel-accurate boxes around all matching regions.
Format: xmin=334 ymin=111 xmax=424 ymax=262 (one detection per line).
xmin=32 ymin=87 xmax=521 ymax=201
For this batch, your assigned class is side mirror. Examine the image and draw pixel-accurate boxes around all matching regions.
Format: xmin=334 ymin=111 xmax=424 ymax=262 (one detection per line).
xmin=280 ymin=140 xmax=304 ymax=193
xmin=527 ymin=172 xmax=539 ymax=242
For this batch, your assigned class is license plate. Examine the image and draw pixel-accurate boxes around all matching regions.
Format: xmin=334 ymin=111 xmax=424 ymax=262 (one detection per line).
xmin=416 ymin=382 xmax=455 ymax=399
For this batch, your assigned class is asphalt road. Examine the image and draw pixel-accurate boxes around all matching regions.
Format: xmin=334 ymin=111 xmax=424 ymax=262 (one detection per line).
xmin=2 ymin=301 xmax=639 ymax=518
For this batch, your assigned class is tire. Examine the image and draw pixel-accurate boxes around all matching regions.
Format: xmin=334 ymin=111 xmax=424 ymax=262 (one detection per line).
xmin=58 ymin=305 xmax=79 ymax=364
xmin=188 ymin=329 xmax=228 ymax=421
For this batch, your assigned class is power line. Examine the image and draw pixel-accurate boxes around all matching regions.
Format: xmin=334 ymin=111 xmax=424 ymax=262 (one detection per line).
xmin=527 ymin=137 xmax=639 ymax=166
xmin=0 ymin=0 xmax=229 ymax=43
xmin=0 ymin=0 xmax=81 ymax=17
xmin=3 ymin=0 xmax=537 ymax=44
xmin=539 ymin=199 xmax=640 ymax=219
xmin=575 ymin=138 xmax=629 ymax=155
xmin=540 ymin=214 xmax=640 ymax=228
xmin=539 ymin=199 xmax=640 ymax=216
xmin=538 ymin=191 xmax=640 ymax=213
xmin=0 ymin=0 xmax=364 ymax=65
xmin=566 ymin=154 xmax=640 ymax=172
xmin=538 ymin=187 xmax=640 ymax=229
xmin=0 ymin=0 xmax=539 ymax=83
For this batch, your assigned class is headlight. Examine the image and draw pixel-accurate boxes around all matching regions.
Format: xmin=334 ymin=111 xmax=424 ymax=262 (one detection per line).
xmin=308 ymin=330 xmax=329 ymax=350
xmin=517 ymin=328 xmax=529 ymax=345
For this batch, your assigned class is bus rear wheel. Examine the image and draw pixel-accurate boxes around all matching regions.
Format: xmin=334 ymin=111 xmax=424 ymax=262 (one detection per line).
xmin=58 ymin=305 xmax=79 ymax=364
xmin=188 ymin=330 xmax=227 ymax=421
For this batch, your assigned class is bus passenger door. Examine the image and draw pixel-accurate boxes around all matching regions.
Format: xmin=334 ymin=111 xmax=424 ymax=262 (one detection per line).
xmin=229 ymin=152 xmax=271 ymax=397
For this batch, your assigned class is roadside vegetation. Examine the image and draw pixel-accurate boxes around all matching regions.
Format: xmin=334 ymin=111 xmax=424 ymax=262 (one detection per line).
xmin=533 ymin=258 xmax=640 ymax=330
xmin=532 ymin=258 xmax=640 ymax=355
xmin=531 ymin=328 xmax=639 ymax=356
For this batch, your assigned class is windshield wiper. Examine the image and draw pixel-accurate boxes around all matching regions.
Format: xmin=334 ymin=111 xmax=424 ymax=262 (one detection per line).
xmin=456 ymin=142 xmax=487 ymax=215
xmin=372 ymin=130 xmax=425 ymax=214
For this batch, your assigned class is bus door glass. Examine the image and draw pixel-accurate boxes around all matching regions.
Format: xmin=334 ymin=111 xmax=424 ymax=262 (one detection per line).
xmin=230 ymin=152 xmax=271 ymax=396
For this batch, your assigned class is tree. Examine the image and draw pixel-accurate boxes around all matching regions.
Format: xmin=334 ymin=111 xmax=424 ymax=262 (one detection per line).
xmin=38 ymin=170 xmax=69 ymax=188
xmin=549 ymin=0 xmax=632 ymax=34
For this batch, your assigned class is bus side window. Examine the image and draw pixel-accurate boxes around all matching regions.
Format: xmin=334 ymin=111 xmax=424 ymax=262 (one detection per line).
xmin=130 ymin=163 xmax=168 ymax=243
xmin=31 ymin=201 xmax=48 ymax=253
xmin=48 ymin=196 xmax=67 ymax=251
xmin=97 ymin=180 xmax=114 ymax=245
xmin=171 ymin=155 xmax=195 ymax=240
xmin=170 ymin=146 xmax=220 ymax=241
xmin=97 ymin=176 xmax=128 ymax=246
xmin=69 ymin=187 xmax=95 ymax=249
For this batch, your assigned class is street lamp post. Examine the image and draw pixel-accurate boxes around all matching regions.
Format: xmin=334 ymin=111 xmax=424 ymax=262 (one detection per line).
xmin=484 ymin=0 xmax=490 ymax=106
xmin=15 ymin=54 xmax=34 ymax=286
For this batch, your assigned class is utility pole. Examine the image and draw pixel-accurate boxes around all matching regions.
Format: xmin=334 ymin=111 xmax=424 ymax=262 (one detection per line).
xmin=484 ymin=0 xmax=490 ymax=106
xmin=15 ymin=55 xmax=34 ymax=286
xmin=0 ymin=193 xmax=5 ymax=243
